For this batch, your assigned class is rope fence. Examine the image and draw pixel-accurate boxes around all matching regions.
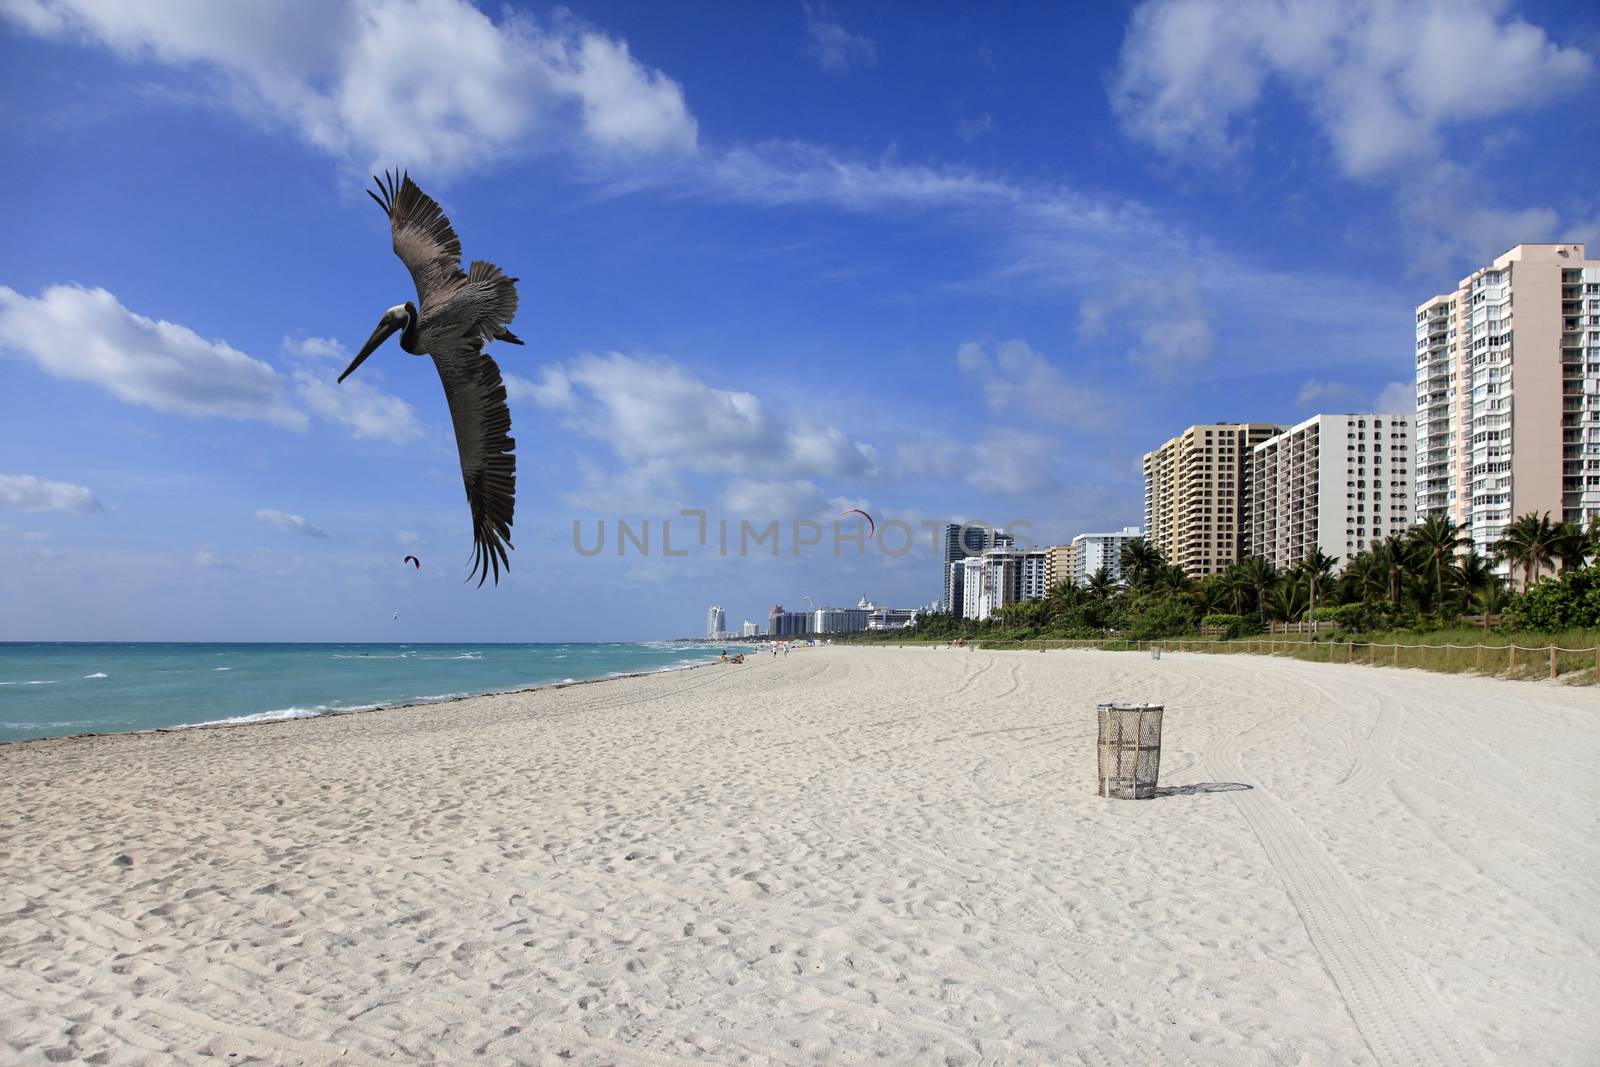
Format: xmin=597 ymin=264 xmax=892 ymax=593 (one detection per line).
xmin=973 ymin=636 xmax=1600 ymax=682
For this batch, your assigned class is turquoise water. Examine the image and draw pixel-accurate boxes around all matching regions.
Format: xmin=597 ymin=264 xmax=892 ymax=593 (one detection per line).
xmin=0 ymin=642 xmax=750 ymax=743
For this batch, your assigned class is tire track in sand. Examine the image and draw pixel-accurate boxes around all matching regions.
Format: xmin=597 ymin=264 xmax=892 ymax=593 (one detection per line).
xmin=1202 ymin=688 xmax=1484 ymax=1067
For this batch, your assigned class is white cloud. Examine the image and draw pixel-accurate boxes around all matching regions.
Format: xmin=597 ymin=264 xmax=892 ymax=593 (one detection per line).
xmin=1078 ymin=272 xmax=1216 ymax=373
xmin=956 ymin=112 xmax=993 ymax=142
xmin=1297 ymin=378 xmax=1417 ymax=416
xmin=1296 ymin=380 xmax=1367 ymax=409
xmin=956 ymin=339 xmax=1109 ymax=427
xmin=965 ymin=430 xmax=1060 ymax=497
xmin=0 ymin=284 xmax=306 ymax=428
xmin=719 ymin=478 xmax=828 ymax=522
xmin=255 ymin=508 xmax=328 ymax=538
xmin=395 ymin=530 xmax=421 ymax=546
xmin=536 ymin=352 xmax=878 ymax=480
xmin=505 ymin=369 xmax=575 ymax=410
xmin=1375 ymin=380 xmax=1415 ymax=416
xmin=1109 ymin=0 xmax=1592 ymax=273
xmin=284 ymin=337 xmax=423 ymax=444
xmin=1111 ymin=0 xmax=1591 ymax=178
xmin=2 ymin=0 xmax=697 ymax=174
xmin=804 ymin=3 xmax=875 ymax=70
xmin=0 ymin=473 xmax=103 ymax=514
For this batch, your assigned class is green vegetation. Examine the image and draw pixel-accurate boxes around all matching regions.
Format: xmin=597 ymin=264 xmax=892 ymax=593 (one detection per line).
xmin=850 ymin=513 xmax=1600 ymax=680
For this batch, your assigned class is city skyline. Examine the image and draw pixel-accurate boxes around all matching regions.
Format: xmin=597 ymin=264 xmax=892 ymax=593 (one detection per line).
xmin=3 ymin=1 xmax=1598 ymax=641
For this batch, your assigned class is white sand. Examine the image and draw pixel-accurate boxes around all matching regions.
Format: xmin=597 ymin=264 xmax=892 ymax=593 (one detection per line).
xmin=1 ymin=647 xmax=1596 ymax=1065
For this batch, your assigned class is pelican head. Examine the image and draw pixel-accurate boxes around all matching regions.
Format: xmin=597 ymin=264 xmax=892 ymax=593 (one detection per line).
xmin=339 ymin=302 xmax=416 ymax=382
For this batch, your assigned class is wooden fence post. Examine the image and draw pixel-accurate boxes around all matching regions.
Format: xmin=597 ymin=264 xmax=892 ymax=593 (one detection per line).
xmin=1508 ymin=645 xmax=1516 ymax=672
xmin=1550 ymin=646 xmax=1557 ymax=679
xmin=1393 ymin=642 xmax=1400 ymax=667
xmin=1369 ymin=643 xmax=1375 ymax=666
xmin=1476 ymin=644 xmax=1483 ymax=671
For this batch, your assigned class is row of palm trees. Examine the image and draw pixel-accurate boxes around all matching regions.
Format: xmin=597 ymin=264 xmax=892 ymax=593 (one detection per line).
xmin=1082 ymin=512 xmax=1598 ymax=624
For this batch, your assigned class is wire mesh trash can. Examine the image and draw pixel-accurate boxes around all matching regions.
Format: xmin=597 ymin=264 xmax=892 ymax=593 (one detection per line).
xmin=1097 ymin=703 xmax=1163 ymax=799
xmin=1150 ymin=646 xmax=1162 ymax=660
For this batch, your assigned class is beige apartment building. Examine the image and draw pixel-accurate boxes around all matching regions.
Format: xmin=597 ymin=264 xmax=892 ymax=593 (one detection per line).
xmin=1415 ymin=243 xmax=1600 ymax=561
xmin=1143 ymin=423 xmax=1283 ymax=576
xmin=1249 ymin=414 xmax=1414 ymax=570
xmin=1043 ymin=543 xmax=1077 ymax=590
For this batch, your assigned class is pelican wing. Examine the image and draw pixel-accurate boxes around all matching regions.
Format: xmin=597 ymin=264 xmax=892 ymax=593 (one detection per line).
xmin=432 ymin=342 xmax=516 ymax=587
xmin=369 ymin=170 xmax=465 ymax=309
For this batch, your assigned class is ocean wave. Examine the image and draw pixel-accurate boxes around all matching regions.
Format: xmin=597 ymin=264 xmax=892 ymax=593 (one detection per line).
xmin=213 ymin=667 xmax=231 ymax=672
xmin=191 ymin=706 xmax=327 ymax=727
xmin=83 ymin=672 xmax=108 ymax=679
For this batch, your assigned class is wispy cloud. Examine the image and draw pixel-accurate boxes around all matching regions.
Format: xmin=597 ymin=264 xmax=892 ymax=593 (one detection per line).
xmin=0 ymin=284 xmax=306 ymax=428
xmin=255 ymin=508 xmax=328 ymax=538
xmin=956 ymin=339 xmax=1111 ymax=427
xmin=0 ymin=473 xmax=104 ymax=514
xmin=803 ymin=3 xmax=876 ymax=71
xmin=528 ymin=351 xmax=878 ymax=481
xmin=284 ymin=337 xmax=423 ymax=444
xmin=2 ymin=0 xmax=698 ymax=175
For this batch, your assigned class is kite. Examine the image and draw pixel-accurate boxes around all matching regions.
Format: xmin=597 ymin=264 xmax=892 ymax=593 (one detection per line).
xmin=839 ymin=508 xmax=875 ymax=539
xmin=403 ymin=555 xmax=421 ymax=569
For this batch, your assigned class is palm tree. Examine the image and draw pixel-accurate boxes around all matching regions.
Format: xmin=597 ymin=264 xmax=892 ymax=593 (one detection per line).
xmin=1236 ymin=556 xmax=1278 ymax=622
xmin=1495 ymin=511 xmax=1558 ymax=590
xmin=1449 ymin=550 xmax=1500 ymax=618
xmin=1406 ymin=515 xmax=1463 ymax=612
xmin=1341 ymin=551 xmax=1386 ymax=604
xmin=1118 ymin=538 xmax=1164 ymax=590
xmin=1263 ymin=579 xmax=1306 ymax=623
xmin=1372 ymin=534 xmax=1408 ymax=604
xmin=1221 ymin=563 xmax=1253 ymax=614
xmin=1552 ymin=521 xmax=1593 ymax=573
xmin=1086 ymin=566 xmax=1116 ymax=602
xmin=1295 ymin=548 xmax=1338 ymax=621
xmin=1192 ymin=577 xmax=1231 ymax=616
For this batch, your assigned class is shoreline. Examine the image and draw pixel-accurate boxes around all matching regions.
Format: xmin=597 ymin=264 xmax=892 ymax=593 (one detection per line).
xmin=0 ymin=652 xmax=737 ymax=751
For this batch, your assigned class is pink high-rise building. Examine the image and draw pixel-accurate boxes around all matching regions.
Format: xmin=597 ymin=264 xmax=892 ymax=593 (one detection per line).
xmin=1414 ymin=243 xmax=1600 ymax=563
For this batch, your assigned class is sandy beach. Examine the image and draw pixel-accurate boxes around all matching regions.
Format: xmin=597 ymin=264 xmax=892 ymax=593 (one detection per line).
xmin=2 ymin=646 xmax=1596 ymax=1065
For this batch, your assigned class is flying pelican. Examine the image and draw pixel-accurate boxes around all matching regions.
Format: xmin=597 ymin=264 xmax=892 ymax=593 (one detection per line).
xmin=339 ymin=171 xmax=522 ymax=586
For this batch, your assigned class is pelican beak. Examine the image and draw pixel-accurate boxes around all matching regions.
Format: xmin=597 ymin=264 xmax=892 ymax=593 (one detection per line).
xmin=339 ymin=317 xmax=401 ymax=383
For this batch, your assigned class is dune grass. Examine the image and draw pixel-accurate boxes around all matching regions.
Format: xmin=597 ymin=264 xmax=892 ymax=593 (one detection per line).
xmin=971 ymin=630 xmax=1600 ymax=684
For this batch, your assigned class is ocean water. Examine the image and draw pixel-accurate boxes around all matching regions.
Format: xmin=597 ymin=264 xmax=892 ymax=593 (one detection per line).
xmin=0 ymin=642 xmax=749 ymax=743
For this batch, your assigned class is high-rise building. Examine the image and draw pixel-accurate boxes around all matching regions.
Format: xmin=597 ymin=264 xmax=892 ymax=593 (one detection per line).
xmin=1415 ymin=243 xmax=1600 ymax=562
xmin=1250 ymin=414 xmax=1414 ymax=569
xmin=1044 ymin=543 xmax=1077 ymax=590
xmin=741 ymin=619 xmax=759 ymax=638
xmin=1143 ymin=423 xmax=1284 ymax=576
xmin=941 ymin=523 xmax=1013 ymax=615
xmin=705 ymin=604 xmax=726 ymax=639
xmin=960 ymin=547 xmax=1047 ymax=620
xmin=766 ymin=605 xmax=813 ymax=637
xmin=1070 ymin=526 xmax=1143 ymax=586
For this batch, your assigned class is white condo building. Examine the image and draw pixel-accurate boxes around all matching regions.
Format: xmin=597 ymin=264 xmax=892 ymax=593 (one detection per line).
xmin=1070 ymin=527 xmax=1143 ymax=586
xmin=741 ymin=619 xmax=759 ymax=638
xmin=961 ymin=548 xmax=1048 ymax=621
xmin=705 ymin=604 xmax=726 ymax=640
xmin=1415 ymin=243 xmax=1600 ymax=561
xmin=1250 ymin=414 xmax=1414 ymax=569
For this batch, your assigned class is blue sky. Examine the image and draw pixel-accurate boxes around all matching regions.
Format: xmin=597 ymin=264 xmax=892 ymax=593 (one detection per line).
xmin=2 ymin=0 xmax=1597 ymax=641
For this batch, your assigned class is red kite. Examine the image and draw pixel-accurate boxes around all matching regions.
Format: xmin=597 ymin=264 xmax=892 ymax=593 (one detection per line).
xmin=839 ymin=508 xmax=875 ymax=539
